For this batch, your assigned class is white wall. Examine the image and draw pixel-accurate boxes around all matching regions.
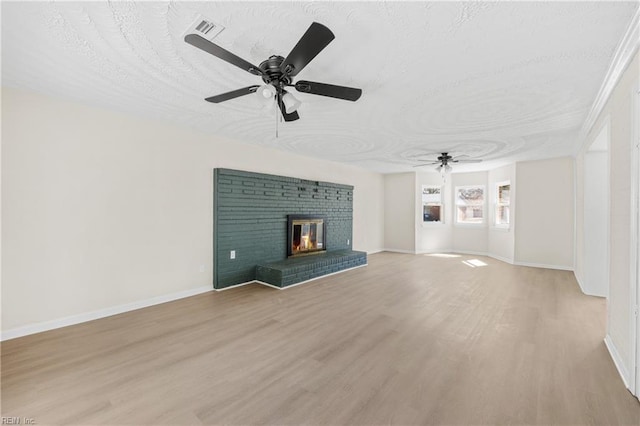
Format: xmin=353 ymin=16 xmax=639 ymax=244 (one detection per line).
xmin=583 ymin=150 xmax=609 ymax=297
xmin=576 ymin=51 xmax=639 ymax=387
xmin=575 ymin=154 xmax=585 ymax=286
xmin=383 ymin=173 xmax=415 ymax=253
xmin=514 ymin=157 xmax=575 ymax=269
xmin=1 ymin=87 xmax=385 ymax=334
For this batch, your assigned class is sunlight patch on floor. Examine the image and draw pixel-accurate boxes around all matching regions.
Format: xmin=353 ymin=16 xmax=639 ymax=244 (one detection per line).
xmin=463 ymin=259 xmax=488 ymax=268
xmin=426 ymin=253 xmax=461 ymax=258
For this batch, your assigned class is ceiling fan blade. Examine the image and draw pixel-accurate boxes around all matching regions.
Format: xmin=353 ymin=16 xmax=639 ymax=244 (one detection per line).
xmin=280 ymin=22 xmax=335 ymax=77
xmin=295 ymin=80 xmax=362 ymax=101
xmin=185 ymin=34 xmax=263 ymax=76
xmin=413 ymin=162 xmax=440 ymax=167
xmin=205 ymin=85 xmax=260 ymax=103
xmin=452 ymin=159 xmax=483 ymax=163
xmin=412 ymin=152 xmax=445 ymax=158
xmin=277 ymin=92 xmax=300 ymax=122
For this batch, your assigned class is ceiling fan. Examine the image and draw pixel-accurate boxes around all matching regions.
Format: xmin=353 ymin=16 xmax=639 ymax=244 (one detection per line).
xmin=413 ymin=152 xmax=482 ymax=173
xmin=184 ymin=22 xmax=362 ymax=122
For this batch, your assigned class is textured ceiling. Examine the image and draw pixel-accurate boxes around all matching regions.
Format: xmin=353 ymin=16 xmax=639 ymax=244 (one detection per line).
xmin=2 ymin=1 xmax=638 ymax=173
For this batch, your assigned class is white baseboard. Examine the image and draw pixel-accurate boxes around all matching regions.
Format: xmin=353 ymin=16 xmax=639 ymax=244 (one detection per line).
xmin=366 ymin=249 xmax=385 ymax=255
xmin=214 ymin=280 xmax=258 ymax=291
xmin=487 ymin=253 xmax=515 ymax=265
xmin=216 ymin=263 xmax=369 ymax=292
xmin=215 ymin=263 xmax=369 ymax=292
xmin=575 ymin=272 xmax=587 ymax=294
xmin=415 ymin=248 xmax=454 ymax=255
xmin=604 ymin=334 xmax=631 ymax=389
xmin=513 ymin=261 xmax=573 ymax=271
xmin=382 ymin=248 xmax=417 ymax=254
xmin=451 ymin=249 xmax=491 ymax=257
xmin=214 ymin=279 xmax=283 ymax=291
xmin=1 ymin=285 xmax=213 ymax=342
xmin=254 ymin=280 xmax=282 ymax=290
xmin=573 ymin=273 xmax=607 ymax=298
xmin=257 ymin=263 xmax=369 ymax=290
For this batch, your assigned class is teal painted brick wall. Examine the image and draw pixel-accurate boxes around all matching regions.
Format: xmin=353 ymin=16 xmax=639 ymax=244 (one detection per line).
xmin=214 ymin=168 xmax=354 ymax=289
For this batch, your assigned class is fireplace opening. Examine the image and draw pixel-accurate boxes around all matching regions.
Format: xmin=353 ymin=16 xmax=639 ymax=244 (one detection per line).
xmin=287 ymin=215 xmax=326 ymax=257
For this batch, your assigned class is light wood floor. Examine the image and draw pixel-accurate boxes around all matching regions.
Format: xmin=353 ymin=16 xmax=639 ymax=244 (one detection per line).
xmin=2 ymin=252 xmax=640 ymax=425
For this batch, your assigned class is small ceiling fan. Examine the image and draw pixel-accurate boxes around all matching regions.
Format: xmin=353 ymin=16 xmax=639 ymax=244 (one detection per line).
xmin=413 ymin=152 xmax=482 ymax=173
xmin=185 ymin=22 xmax=362 ymax=122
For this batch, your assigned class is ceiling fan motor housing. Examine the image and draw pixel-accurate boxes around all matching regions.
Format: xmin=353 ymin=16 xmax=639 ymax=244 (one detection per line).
xmin=438 ymin=153 xmax=453 ymax=165
xmin=259 ymin=56 xmax=291 ymax=86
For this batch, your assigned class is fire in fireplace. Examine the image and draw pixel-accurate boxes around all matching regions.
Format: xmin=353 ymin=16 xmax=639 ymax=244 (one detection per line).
xmin=287 ymin=215 xmax=326 ymax=257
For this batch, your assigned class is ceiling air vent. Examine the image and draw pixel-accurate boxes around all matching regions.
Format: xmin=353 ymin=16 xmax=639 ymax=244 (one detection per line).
xmin=184 ymin=15 xmax=224 ymax=41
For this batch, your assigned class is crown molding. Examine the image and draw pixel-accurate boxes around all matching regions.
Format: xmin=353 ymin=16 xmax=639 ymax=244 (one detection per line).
xmin=576 ymin=7 xmax=640 ymax=155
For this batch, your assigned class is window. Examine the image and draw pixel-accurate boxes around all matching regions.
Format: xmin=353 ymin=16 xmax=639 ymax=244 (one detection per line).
xmin=495 ymin=181 xmax=511 ymax=227
xmin=455 ymin=185 xmax=485 ymax=224
xmin=422 ymin=185 xmax=443 ymax=223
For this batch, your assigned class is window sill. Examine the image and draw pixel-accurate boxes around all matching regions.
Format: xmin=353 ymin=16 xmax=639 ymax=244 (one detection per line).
xmin=491 ymin=226 xmax=511 ymax=232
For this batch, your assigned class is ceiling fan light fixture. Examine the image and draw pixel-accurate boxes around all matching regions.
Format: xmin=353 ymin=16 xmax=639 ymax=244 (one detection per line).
xmin=257 ymin=84 xmax=276 ymax=100
xmin=435 ymin=163 xmax=452 ymax=177
xmin=282 ymin=92 xmax=301 ymax=113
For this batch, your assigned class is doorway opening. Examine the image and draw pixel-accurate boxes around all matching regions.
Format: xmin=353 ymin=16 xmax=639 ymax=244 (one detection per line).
xmin=583 ymin=122 xmax=610 ymax=298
